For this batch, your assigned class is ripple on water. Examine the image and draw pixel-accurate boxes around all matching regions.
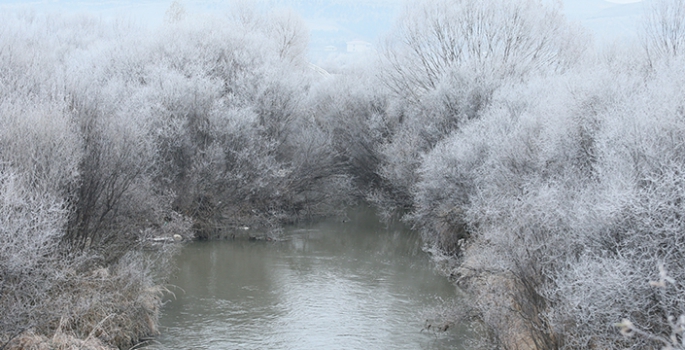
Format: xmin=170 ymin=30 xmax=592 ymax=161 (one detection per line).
xmin=150 ymin=215 xmax=468 ymax=350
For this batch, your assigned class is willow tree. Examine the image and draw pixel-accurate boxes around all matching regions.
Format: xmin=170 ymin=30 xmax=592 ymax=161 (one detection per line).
xmin=371 ymin=0 xmax=586 ymax=219
xmin=381 ymin=0 xmax=584 ymax=102
xmin=643 ymin=0 xmax=685 ymax=63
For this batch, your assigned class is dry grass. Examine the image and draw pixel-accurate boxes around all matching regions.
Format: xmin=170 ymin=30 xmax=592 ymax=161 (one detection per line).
xmin=0 ymin=249 xmax=175 ymax=350
xmin=7 ymin=329 xmax=113 ymax=350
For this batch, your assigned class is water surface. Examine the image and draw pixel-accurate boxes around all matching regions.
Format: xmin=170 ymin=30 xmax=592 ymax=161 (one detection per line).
xmin=150 ymin=210 xmax=466 ymax=349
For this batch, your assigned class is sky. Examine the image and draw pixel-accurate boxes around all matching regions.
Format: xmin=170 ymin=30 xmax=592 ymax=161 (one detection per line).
xmin=0 ymin=0 xmax=650 ymax=63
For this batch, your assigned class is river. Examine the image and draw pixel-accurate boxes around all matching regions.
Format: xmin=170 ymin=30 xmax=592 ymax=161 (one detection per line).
xmin=148 ymin=209 xmax=468 ymax=349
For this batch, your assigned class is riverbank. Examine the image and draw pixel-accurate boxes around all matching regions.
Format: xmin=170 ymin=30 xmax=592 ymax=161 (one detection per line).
xmin=1 ymin=253 xmax=173 ymax=350
xmin=3 ymin=1 xmax=684 ymax=348
xmin=0 ymin=7 xmax=342 ymax=348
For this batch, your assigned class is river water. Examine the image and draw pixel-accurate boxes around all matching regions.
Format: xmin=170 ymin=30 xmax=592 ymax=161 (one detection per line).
xmin=149 ymin=209 xmax=467 ymax=349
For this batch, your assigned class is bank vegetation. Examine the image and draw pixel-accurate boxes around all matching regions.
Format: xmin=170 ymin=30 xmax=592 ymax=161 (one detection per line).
xmin=2 ymin=0 xmax=685 ymax=349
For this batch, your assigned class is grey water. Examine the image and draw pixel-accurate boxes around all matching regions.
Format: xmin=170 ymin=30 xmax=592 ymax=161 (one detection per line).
xmin=149 ymin=209 xmax=468 ymax=350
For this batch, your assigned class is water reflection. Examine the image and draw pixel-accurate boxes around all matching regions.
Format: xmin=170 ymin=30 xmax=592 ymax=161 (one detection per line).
xmin=150 ymin=209 xmax=466 ymax=350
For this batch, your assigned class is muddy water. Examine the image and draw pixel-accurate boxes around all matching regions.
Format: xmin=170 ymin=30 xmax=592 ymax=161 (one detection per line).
xmin=149 ymin=209 xmax=468 ymax=349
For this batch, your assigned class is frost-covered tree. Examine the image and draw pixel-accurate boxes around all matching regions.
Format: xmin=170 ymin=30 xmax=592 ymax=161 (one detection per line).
xmin=267 ymin=8 xmax=309 ymax=67
xmin=0 ymin=4 xmax=339 ymax=346
xmin=643 ymin=0 xmax=685 ymax=63
xmin=409 ymin=42 xmax=685 ymax=347
xmin=372 ymin=0 xmax=586 ymax=220
xmin=381 ymin=0 xmax=583 ymax=102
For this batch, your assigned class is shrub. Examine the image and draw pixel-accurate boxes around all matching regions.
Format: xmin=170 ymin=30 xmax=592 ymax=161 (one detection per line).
xmin=0 ymin=11 xmax=185 ymax=349
xmin=411 ymin=40 xmax=685 ymax=347
xmin=371 ymin=0 xmax=586 ymax=220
